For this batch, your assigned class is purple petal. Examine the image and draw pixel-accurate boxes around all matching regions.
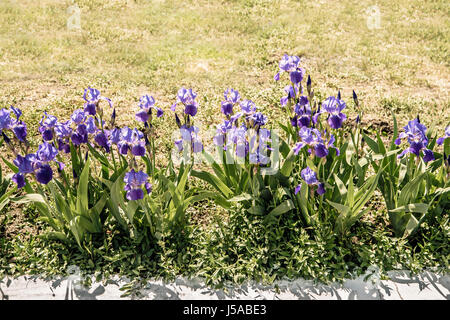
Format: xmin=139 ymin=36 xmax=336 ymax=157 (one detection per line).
xmin=423 ymin=149 xmax=435 ymax=163
xmin=35 ymin=164 xmax=53 ymax=184
xmin=317 ymin=183 xmax=325 ymax=195
xmin=135 ymin=110 xmax=149 ymax=123
xmin=127 ymin=188 xmax=144 ymax=201
xmin=328 ymin=114 xmax=343 ymax=129
xmin=131 ymin=144 xmax=146 ymax=156
xmin=12 ymin=173 xmax=26 ymax=189
xmin=314 ymin=144 xmax=329 ymax=158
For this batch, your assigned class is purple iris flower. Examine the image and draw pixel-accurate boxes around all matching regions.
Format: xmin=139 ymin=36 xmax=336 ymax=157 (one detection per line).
xmin=53 ymin=120 xmax=72 ymax=153
xmin=221 ymin=102 xmax=234 ymax=116
xmin=69 ymin=110 xmax=99 ymax=146
xmin=288 ymin=115 xmax=297 ymax=128
xmin=94 ymin=132 xmax=110 ymax=153
xmin=136 ymin=95 xmax=163 ymax=123
xmin=437 ymin=126 xmax=450 ymax=145
xmin=0 ymin=108 xmax=13 ymax=131
xmin=301 ymin=167 xmax=319 ymax=185
xmin=294 ymin=96 xmax=311 ymax=128
xmin=184 ymin=104 xmax=198 ymax=117
xmin=178 ymin=125 xmax=203 ymax=153
xmin=124 ymin=169 xmax=151 ymax=201
xmin=109 ymin=127 xmax=121 ymax=145
xmin=57 ymin=139 xmax=70 ymax=154
xmin=317 ymin=183 xmax=326 ymax=195
xmin=117 ymin=127 xmax=146 ymax=156
xmin=71 ymin=109 xmax=86 ymax=124
xmin=85 ymin=117 xmax=98 ymax=134
xmin=13 ymin=123 xmax=27 ymax=142
xmin=11 ymin=152 xmax=55 ymax=188
xmin=213 ymin=120 xmax=233 ymax=147
xmin=240 ymin=100 xmax=257 ymax=114
xmin=290 ymin=68 xmax=304 ymax=85
xmin=321 ymin=96 xmax=347 ymax=129
xmin=13 ymin=154 xmax=37 ymax=174
xmin=36 ymin=142 xmax=58 ymax=162
xmin=274 ymin=54 xmax=303 ymax=82
xmin=224 ymin=88 xmax=240 ymax=104
xmin=71 ymin=132 xmax=88 ymax=145
xmin=55 ymin=120 xmax=72 ymax=138
xmin=299 ymin=166 xmax=325 ymax=195
xmin=221 ymin=88 xmax=240 ymax=117
xmin=294 ymin=127 xmax=328 ymax=157
xmin=249 ymin=112 xmax=268 ymax=128
xmin=39 ymin=112 xmax=58 ymax=141
xmin=76 ymin=123 xmax=87 ymax=136
xmin=280 ymin=85 xmax=298 ymax=106
xmin=171 ymin=88 xmax=198 ymax=117
xmin=395 ymin=118 xmax=435 ymax=162
xmin=35 ymin=164 xmax=53 ymax=185
xmin=12 ymin=173 xmax=26 ymax=189
xmin=0 ymin=107 xmax=27 ymax=142
xmin=83 ymin=87 xmax=113 ymax=116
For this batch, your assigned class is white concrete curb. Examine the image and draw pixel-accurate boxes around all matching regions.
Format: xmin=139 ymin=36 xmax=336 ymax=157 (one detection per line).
xmin=1 ymin=269 xmax=448 ymax=300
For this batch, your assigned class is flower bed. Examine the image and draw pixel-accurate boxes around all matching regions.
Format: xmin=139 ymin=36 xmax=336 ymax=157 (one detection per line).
xmin=0 ymin=55 xmax=448 ymax=285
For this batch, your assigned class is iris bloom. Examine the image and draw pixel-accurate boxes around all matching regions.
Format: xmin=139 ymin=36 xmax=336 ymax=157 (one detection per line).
xmin=293 ymin=96 xmax=312 ymax=128
xmin=12 ymin=142 xmax=59 ymax=188
xmin=83 ymin=87 xmax=112 ymax=116
xmin=293 ymin=127 xmax=339 ymax=158
xmin=395 ymin=118 xmax=435 ymax=162
xmin=321 ymin=96 xmax=347 ymax=129
xmin=213 ymin=95 xmax=270 ymax=163
xmin=178 ymin=125 xmax=203 ymax=153
xmin=0 ymin=108 xmax=13 ymax=132
xmin=36 ymin=142 xmax=58 ymax=163
xmin=437 ymin=126 xmax=450 ymax=146
xmin=54 ymin=120 xmax=72 ymax=153
xmin=171 ymin=88 xmax=198 ymax=117
xmin=295 ymin=167 xmax=325 ymax=196
xmin=135 ymin=95 xmax=163 ymax=123
xmin=280 ymin=85 xmax=299 ymax=107
xmin=39 ymin=112 xmax=58 ymax=141
xmin=94 ymin=132 xmax=110 ymax=153
xmin=0 ymin=107 xmax=28 ymax=142
xmin=124 ymin=169 xmax=152 ymax=201
xmin=249 ymin=112 xmax=267 ymax=129
xmin=240 ymin=99 xmax=257 ymax=114
xmin=249 ymin=128 xmax=271 ymax=164
xmin=117 ymin=127 xmax=146 ymax=156
xmin=70 ymin=108 xmax=99 ymax=146
xmin=274 ymin=54 xmax=304 ymax=85
xmin=213 ymin=120 xmax=233 ymax=147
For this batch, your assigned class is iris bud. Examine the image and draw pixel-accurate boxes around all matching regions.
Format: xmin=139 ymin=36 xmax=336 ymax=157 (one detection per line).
xmin=352 ymin=90 xmax=359 ymax=107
